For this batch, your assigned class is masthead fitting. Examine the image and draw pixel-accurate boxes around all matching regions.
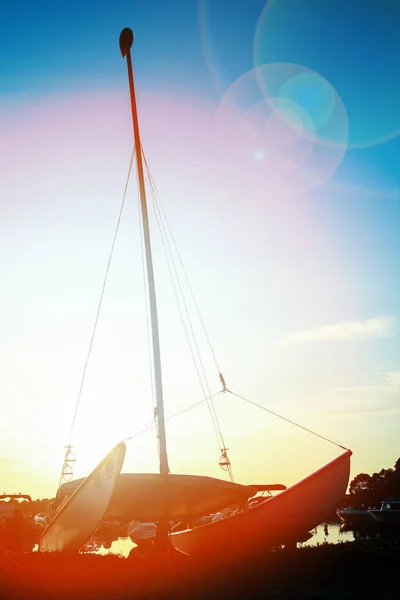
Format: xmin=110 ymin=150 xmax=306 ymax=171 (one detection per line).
xmin=119 ymin=28 xmax=134 ymax=57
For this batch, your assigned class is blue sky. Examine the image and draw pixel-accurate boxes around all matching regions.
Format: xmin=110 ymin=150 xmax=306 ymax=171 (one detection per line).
xmin=1 ymin=0 xmax=399 ymax=498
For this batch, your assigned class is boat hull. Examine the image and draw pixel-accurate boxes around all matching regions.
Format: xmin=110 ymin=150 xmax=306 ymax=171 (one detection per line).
xmin=171 ymin=450 xmax=352 ymax=558
xmin=39 ymin=442 xmax=126 ymax=552
xmin=368 ymin=510 xmax=400 ymax=525
xmin=57 ymin=473 xmax=256 ymax=523
xmin=337 ymin=509 xmax=374 ymax=528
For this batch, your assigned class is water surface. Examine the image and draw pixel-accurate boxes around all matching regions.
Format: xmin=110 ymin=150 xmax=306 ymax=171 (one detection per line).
xmin=91 ymin=523 xmax=355 ymax=557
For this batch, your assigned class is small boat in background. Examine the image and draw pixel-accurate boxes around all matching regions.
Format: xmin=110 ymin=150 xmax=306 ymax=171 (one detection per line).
xmin=369 ymin=499 xmax=400 ymax=525
xmin=34 ymin=513 xmax=49 ymax=526
xmin=336 ymin=506 xmax=375 ymax=528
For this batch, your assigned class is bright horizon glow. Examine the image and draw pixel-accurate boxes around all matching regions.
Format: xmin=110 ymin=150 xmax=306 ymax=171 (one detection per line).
xmin=1 ymin=1 xmax=399 ymax=500
xmin=279 ymin=316 xmax=400 ymax=346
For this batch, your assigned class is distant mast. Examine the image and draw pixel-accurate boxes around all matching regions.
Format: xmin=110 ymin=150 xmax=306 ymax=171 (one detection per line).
xmin=119 ymin=28 xmax=169 ymax=476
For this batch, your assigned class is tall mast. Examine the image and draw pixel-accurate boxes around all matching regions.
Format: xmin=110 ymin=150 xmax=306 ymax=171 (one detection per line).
xmin=119 ymin=28 xmax=169 ymax=476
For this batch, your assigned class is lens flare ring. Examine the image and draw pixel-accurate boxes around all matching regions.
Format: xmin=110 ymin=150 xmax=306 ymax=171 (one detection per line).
xmin=214 ymin=63 xmax=348 ymax=198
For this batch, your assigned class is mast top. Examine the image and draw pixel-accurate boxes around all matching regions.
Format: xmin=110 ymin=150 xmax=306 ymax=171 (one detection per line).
xmin=119 ymin=28 xmax=134 ymax=57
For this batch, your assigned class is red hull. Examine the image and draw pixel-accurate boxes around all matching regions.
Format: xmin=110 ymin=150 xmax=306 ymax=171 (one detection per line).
xmin=171 ymin=450 xmax=351 ymax=558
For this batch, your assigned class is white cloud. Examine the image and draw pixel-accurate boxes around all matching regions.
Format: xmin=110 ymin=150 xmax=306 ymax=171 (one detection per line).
xmin=327 ymin=371 xmax=400 ymax=417
xmin=279 ymin=315 xmax=399 ymax=346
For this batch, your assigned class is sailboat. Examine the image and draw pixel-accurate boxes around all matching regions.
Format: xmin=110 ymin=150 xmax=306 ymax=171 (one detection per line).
xmin=40 ymin=28 xmax=352 ymax=559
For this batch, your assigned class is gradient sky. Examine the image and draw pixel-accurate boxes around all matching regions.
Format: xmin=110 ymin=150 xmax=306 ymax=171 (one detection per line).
xmin=1 ymin=0 xmax=399 ymax=499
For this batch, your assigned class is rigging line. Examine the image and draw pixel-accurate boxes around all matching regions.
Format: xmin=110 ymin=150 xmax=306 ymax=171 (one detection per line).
xmin=124 ymin=391 xmax=223 ymax=442
xmin=141 ymin=151 xmax=221 ymax=376
xmin=150 ymin=193 xmax=214 ymax=432
xmin=66 ymin=146 xmax=136 ymax=447
xmin=142 ymin=153 xmax=227 ymax=453
xmin=144 ymin=166 xmax=220 ymax=439
xmin=147 ymin=174 xmax=217 ymax=427
xmin=153 ymin=198 xmax=224 ymax=452
xmin=141 ymin=156 xmax=206 ymax=390
xmin=228 ymin=390 xmax=349 ymax=451
xmin=142 ymin=152 xmax=224 ymax=430
xmin=142 ymin=151 xmax=234 ymax=483
xmin=138 ymin=153 xmax=218 ymax=458
xmin=151 ymin=199 xmax=207 ymax=402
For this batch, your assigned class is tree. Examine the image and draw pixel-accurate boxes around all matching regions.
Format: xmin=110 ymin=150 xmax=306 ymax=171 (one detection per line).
xmin=347 ymin=458 xmax=400 ymax=509
xmin=349 ymin=473 xmax=371 ymax=496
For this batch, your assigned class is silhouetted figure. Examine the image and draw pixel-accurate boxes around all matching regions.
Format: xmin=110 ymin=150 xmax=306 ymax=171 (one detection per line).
xmin=0 ymin=508 xmax=43 ymax=550
xmin=2 ymin=509 xmax=25 ymax=547
xmin=155 ymin=519 xmax=171 ymax=556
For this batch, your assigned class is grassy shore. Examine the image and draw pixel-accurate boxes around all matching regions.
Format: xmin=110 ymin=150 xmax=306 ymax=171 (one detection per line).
xmin=1 ymin=538 xmax=399 ymax=599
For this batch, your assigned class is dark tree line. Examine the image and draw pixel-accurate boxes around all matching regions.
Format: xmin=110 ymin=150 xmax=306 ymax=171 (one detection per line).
xmin=342 ymin=457 xmax=400 ymax=509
